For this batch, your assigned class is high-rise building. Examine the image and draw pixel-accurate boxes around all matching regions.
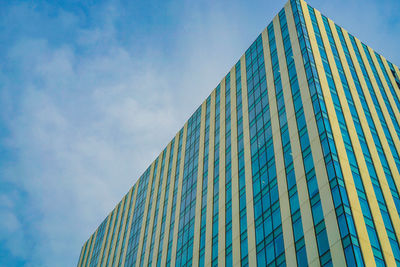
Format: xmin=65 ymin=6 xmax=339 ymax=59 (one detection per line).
xmin=77 ymin=0 xmax=400 ymax=266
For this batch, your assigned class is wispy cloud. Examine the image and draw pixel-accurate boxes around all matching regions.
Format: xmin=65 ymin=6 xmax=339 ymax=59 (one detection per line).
xmin=0 ymin=0 xmax=398 ymax=266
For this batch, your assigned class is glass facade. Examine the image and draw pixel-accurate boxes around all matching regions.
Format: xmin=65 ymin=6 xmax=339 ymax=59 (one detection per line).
xmin=78 ymin=1 xmax=400 ymax=266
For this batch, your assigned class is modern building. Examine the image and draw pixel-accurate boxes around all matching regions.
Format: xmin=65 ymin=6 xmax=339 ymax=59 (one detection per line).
xmin=77 ymin=0 xmax=400 ymax=266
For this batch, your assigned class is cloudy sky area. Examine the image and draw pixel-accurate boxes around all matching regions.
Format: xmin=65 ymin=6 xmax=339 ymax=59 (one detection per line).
xmin=0 ymin=0 xmax=399 ymax=266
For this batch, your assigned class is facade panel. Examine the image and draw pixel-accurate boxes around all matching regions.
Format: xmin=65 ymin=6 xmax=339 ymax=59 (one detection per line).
xmin=78 ymin=0 xmax=400 ymax=266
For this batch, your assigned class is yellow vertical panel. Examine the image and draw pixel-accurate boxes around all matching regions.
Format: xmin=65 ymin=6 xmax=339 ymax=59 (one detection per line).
xmin=116 ymin=186 xmax=135 ymax=266
xmin=347 ymin=36 xmax=400 ymax=182
xmin=262 ymin=18 xmax=296 ymax=266
xmin=191 ymin=100 xmax=207 ymax=267
xmin=86 ymin=228 xmax=99 ymax=266
xmin=353 ymin=38 xmax=400 ymax=178
xmin=83 ymin=232 xmax=95 ymax=267
xmin=87 ymin=232 xmax=97 ymax=266
xmin=286 ymin=4 xmax=333 ymax=266
xmin=133 ymin=159 xmax=157 ymax=267
xmin=204 ymin=89 xmax=216 ymax=266
xmin=329 ymin=18 xmax=400 ymax=253
xmin=230 ymin=66 xmax=242 ymax=266
xmin=87 ymin=230 xmax=98 ymax=266
xmin=169 ymin=123 xmax=188 ymax=267
xmin=240 ymin=54 xmax=257 ymax=267
xmin=314 ymin=10 xmax=395 ymax=265
xmin=394 ymin=64 xmax=400 ymax=88
xmin=120 ymin=185 xmax=140 ymax=266
xmin=300 ymin=1 xmax=369 ymax=265
xmin=368 ymin=47 xmax=400 ymax=130
xmin=141 ymin=150 xmax=164 ymax=267
xmin=218 ymin=78 xmax=227 ymax=266
xmin=290 ymin=4 xmax=345 ymax=265
xmin=289 ymin=1 xmax=346 ymax=265
xmin=98 ymin=208 xmax=117 ymax=267
xmin=278 ymin=6 xmax=323 ymax=264
xmin=141 ymin=149 xmax=167 ymax=266
xmin=141 ymin=150 xmax=169 ymax=266
xmin=344 ymin=32 xmax=400 ymax=181
xmin=380 ymin=56 xmax=400 ymax=103
xmin=160 ymin=131 xmax=181 ymax=266
xmin=343 ymin=27 xmax=400 ymax=263
xmin=78 ymin=240 xmax=88 ymax=267
xmin=149 ymin=143 xmax=172 ymax=267
xmin=107 ymin=197 xmax=126 ymax=266
xmin=101 ymin=202 xmax=122 ymax=267
xmin=96 ymin=212 xmax=112 ymax=267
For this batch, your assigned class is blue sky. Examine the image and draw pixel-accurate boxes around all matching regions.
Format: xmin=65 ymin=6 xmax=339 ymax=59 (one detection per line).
xmin=0 ymin=0 xmax=399 ymax=266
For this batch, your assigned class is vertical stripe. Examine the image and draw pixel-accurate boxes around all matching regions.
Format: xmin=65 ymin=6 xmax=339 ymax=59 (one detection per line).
xmin=160 ymin=130 xmax=183 ymax=266
xmin=124 ymin=165 xmax=152 ymax=265
xmin=314 ymin=8 xmax=396 ymax=266
xmin=154 ymin=138 xmax=176 ymax=266
xmin=106 ymin=199 xmax=125 ymax=266
xmin=81 ymin=236 xmax=91 ymax=267
xmin=368 ymin=47 xmax=400 ymax=131
xmin=143 ymin=147 xmax=168 ymax=267
xmin=192 ymin=100 xmax=207 ymax=267
xmin=169 ymin=123 xmax=188 ymax=266
xmin=90 ymin=217 xmax=109 ymax=266
xmin=279 ymin=5 xmax=322 ymax=265
xmin=329 ymin=19 xmax=400 ymax=264
xmin=148 ymin=143 xmax=172 ymax=266
xmin=198 ymin=97 xmax=212 ymax=267
xmin=98 ymin=209 xmax=116 ymax=267
xmin=374 ymin=53 xmax=400 ymax=114
xmin=230 ymin=65 xmax=242 ymax=266
xmin=224 ymin=71 xmax=234 ymax=267
xmin=292 ymin=0 xmax=358 ymax=265
xmin=86 ymin=230 xmax=97 ymax=267
xmin=136 ymin=153 xmax=163 ymax=267
xmin=118 ymin=186 xmax=137 ymax=266
xmin=101 ymin=203 xmax=120 ymax=267
xmin=241 ymin=54 xmax=257 ymax=267
xmin=261 ymin=20 xmax=296 ymax=266
xmin=204 ymin=90 xmax=216 ymax=266
xmin=77 ymin=241 xmax=86 ymax=267
xmin=218 ymin=78 xmax=227 ymax=267
xmin=354 ymin=38 xmax=400 ymax=175
xmin=329 ymin=16 xmax=399 ymax=266
xmin=174 ymin=107 xmax=202 ymax=266
xmin=120 ymin=185 xmax=139 ymax=266
xmin=112 ymin=194 xmax=129 ymax=266
xmin=127 ymin=160 xmax=156 ymax=266
xmin=86 ymin=233 xmax=96 ymax=266
xmin=393 ymin=64 xmax=400 ymax=88
xmin=300 ymin=1 xmax=375 ymax=265
xmin=211 ymin=85 xmax=221 ymax=266
xmin=345 ymin=31 xmax=400 ymax=207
